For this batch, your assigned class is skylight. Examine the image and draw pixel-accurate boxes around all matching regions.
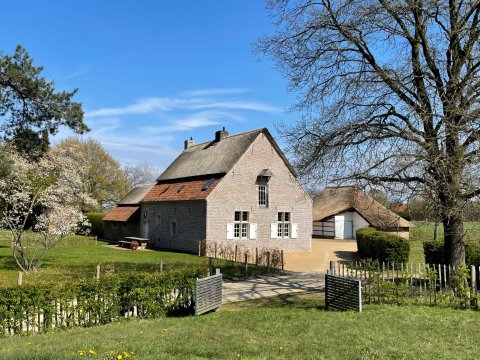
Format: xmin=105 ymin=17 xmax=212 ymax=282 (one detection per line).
xmin=201 ymin=178 xmax=215 ymax=191
xmin=177 ymin=185 xmax=185 ymax=193
xmin=160 ymin=186 xmax=170 ymax=195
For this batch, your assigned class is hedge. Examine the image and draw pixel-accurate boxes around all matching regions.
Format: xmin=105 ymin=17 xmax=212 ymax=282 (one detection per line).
xmin=85 ymin=212 xmax=106 ymax=238
xmin=423 ymin=241 xmax=480 ymax=266
xmin=356 ymin=227 xmax=410 ymax=263
xmin=0 ymin=267 xmax=205 ymax=336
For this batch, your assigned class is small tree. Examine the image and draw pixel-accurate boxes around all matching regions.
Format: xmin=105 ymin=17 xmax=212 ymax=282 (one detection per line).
xmin=124 ymin=162 xmax=159 ymax=189
xmin=0 ymin=149 xmax=94 ymax=272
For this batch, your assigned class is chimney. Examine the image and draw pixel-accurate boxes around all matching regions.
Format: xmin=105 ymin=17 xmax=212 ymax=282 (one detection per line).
xmin=184 ymin=137 xmax=195 ymax=150
xmin=215 ymin=127 xmax=229 ymax=142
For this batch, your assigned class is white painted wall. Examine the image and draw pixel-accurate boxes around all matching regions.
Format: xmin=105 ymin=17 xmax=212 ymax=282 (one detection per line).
xmin=333 ymin=211 xmax=370 ymax=239
xmin=352 ymin=212 xmax=370 ymax=239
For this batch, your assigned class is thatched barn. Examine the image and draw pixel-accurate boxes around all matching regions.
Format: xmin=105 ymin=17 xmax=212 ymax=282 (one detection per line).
xmin=103 ymin=184 xmax=155 ymax=241
xmin=312 ymin=186 xmax=412 ymax=239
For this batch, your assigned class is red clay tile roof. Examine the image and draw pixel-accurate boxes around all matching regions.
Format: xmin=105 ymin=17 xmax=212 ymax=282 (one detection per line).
xmin=103 ymin=206 xmax=139 ymax=222
xmin=142 ymin=177 xmax=221 ymax=202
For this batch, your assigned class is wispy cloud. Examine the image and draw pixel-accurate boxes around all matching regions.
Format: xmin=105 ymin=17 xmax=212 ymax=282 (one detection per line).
xmin=85 ymin=89 xmax=282 ymax=118
xmin=180 ymin=88 xmax=250 ymax=97
xmin=141 ymin=110 xmax=244 ymax=134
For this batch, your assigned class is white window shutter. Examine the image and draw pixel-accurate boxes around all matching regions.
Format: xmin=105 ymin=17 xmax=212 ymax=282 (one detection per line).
xmin=271 ymin=223 xmax=278 ymax=239
xmin=249 ymin=223 xmax=257 ymax=239
xmin=226 ymin=223 xmax=234 ymax=240
xmin=291 ymin=223 xmax=298 ymax=239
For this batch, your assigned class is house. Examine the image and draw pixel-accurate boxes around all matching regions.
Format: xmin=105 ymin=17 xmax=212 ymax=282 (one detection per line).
xmin=140 ymin=128 xmax=312 ymax=254
xmin=312 ymin=186 xmax=412 ymax=239
xmin=102 ymin=183 xmax=155 ymax=241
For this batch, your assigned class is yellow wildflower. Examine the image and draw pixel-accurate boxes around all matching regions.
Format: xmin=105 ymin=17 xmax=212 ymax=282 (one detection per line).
xmin=88 ymin=349 xmax=96 ymax=355
xmin=117 ymin=355 xmax=123 ymax=360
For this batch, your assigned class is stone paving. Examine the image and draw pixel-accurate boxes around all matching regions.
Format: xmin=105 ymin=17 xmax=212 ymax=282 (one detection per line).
xmin=222 ymin=238 xmax=357 ymax=303
xmin=222 ymin=272 xmax=324 ymax=303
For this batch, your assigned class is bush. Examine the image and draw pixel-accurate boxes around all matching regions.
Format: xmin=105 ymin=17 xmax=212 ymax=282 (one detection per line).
xmin=424 ymin=241 xmax=480 ymax=266
xmin=85 ymin=212 xmax=106 ymax=238
xmin=0 ymin=267 xmax=205 ymax=336
xmin=356 ymin=227 xmax=410 ymax=263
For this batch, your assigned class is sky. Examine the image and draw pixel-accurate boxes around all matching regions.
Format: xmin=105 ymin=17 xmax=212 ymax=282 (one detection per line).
xmin=1 ymin=1 xmax=298 ymax=171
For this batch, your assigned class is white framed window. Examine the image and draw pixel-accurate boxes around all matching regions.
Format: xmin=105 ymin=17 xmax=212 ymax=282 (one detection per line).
xmin=233 ymin=211 xmax=249 ymax=239
xmin=258 ymin=183 xmax=269 ymax=207
xmin=277 ymin=212 xmax=291 ymax=238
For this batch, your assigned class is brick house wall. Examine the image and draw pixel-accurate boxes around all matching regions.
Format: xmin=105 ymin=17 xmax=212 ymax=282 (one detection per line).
xmin=206 ymin=132 xmax=312 ymax=252
xmin=141 ymin=201 xmax=206 ymax=253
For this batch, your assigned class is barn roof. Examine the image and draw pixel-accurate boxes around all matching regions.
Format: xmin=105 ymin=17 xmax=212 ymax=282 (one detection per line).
xmin=313 ymin=186 xmax=412 ymax=229
xmin=142 ymin=176 xmax=221 ymax=202
xmin=103 ymin=206 xmax=139 ymax=222
xmin=117 ymin=184 xmax=155 ymax=205
xmin=157 ymin=128 xmax=297 ymax=181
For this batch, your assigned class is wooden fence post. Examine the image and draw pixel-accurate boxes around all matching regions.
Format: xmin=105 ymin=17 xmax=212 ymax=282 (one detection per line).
xmin=471 ymin=265 xmax=477 ymax=309
xmin=208 ymin=257 xmax=213 ymax=274
xmin=267 ymin=252 xmax=271 ymax=272
xmin=255 ymin=248 xmax=258 ymax=266
xmin=160 ymin=261 xmax=164 ymax=272
xmin=214 ymin=242 xmax=217 ymax=259
xmin=329 ymin=261 xmax=335 ymax=275
xmin=281 ymin=250 xmax=284 ymax=272
xmin=96 ymin=264 xmax=101 ymax=280
xmin=17 ymin=271 xmax=23 ymax=286
xmin=244 ymin=253 xmax=248 ymax=277
xmin=234 ymin=245 xmax=238 ymax=262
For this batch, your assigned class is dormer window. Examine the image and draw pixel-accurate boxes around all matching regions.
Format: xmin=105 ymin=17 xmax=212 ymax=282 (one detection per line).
xmin=201 ymin=178 xmax=215 ymax=191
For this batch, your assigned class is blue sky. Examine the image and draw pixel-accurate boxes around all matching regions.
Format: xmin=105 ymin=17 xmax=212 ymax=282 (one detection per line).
xmin=1 ymin=1 xmax=297 ymax=170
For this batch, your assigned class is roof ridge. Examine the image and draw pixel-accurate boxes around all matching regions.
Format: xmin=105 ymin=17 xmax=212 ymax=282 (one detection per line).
xmin=184 ymin=128 xmax=265 ymax=150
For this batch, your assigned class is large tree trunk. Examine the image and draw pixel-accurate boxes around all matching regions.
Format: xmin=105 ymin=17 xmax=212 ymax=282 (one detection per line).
xmin=443 ymin=214 xmax=465 ymax=267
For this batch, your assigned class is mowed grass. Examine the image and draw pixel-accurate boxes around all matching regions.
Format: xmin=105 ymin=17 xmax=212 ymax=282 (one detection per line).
xmin=0 ymin=232 xmax=208 ymax=287
xmin=1 ymin=293 xmax=479 ymax=359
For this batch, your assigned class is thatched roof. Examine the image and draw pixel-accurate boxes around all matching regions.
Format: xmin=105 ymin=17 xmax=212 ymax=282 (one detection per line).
xmin=157 ymin=128 xmax=297 ymax=181
xmin=313 ymin=186 xmax=412 ymax=229
xmin=117 ymin=184 xmax=155 ymax=205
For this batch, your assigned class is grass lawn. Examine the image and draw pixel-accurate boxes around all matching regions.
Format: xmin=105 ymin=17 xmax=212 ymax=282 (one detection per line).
xmin=0 ymin=232 xmax=257 ymax=288
xmin=1 ymin=293 xmax=479 ymax=359
xmin=409 ymin=221 xmax=480 ymax=264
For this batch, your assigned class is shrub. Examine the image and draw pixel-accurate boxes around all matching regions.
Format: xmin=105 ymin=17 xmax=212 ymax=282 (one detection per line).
xmin=356 ymin=227 xmax=410 ymax=263
xmin=424 ymin=241 xmax=480 ymax=266
xmin=85 ymin=212 xmax=106 ymax=238
xmin=0 ymin=267 xmax=205 ymax=336
xmin=423 ymin=241 xmax=445 ymax=264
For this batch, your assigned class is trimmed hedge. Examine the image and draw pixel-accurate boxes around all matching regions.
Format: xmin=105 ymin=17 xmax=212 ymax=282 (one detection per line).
xmin=85 ymin=212 xmax=106 ymax=238
xmin=423 ymin=241 xmax=480 ymax=266
xmin=356 ymin=227 xmax=410 ymax=263
xmin=0 ymin=267 xmax=205 ymax=336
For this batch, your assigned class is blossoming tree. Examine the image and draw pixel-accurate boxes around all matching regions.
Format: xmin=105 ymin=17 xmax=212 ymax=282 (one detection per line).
xmin=0 ymin=148 xmax=95 ymax=272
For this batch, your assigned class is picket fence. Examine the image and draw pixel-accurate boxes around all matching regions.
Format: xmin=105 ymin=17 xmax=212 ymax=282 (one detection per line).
xmin=329 ymin=260 xmax=480 ymax=309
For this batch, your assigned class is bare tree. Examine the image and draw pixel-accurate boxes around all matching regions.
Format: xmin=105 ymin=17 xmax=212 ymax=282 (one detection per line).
xmin=124 ymin=162 xmax=159 ymax=189
xmin=258 ymin=0 xmax=480 ymax=266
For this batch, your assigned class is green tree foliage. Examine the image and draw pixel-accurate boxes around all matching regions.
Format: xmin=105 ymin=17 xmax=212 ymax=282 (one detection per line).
xmin=0 ymin=45 xmax=88 ymax=159
xmin=54 ymin=137 xmax=130 ymax=210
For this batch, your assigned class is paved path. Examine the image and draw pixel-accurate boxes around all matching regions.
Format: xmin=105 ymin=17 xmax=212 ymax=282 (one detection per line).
xmin=222 ymin=272 xmax=324 ymax=303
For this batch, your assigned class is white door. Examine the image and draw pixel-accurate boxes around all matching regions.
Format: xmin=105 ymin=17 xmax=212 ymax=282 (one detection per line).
xmin=334 ymin=219 xmax=344 ymax=239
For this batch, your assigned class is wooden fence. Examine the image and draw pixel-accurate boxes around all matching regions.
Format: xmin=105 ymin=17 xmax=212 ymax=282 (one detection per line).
xmin=328 ymin=260 xmax=480 ymax=309
xmin=200 ymin=240 xmax=285 ymax=272
xmin=195 ymin=269 xmax=222 ymax=315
